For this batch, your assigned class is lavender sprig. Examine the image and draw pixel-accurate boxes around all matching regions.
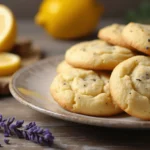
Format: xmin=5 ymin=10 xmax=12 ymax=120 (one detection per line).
xmin=4 ymin=139 xmax=9 ymax=144
xmin=0 ymin=114 xmax=54 ymax=147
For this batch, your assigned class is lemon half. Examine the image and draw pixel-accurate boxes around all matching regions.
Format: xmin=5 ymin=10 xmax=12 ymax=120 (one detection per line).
xmin=0 ymin=53 xmax=21 ymax=76
xmin=0 ymin=4 xmax=17 ymax=52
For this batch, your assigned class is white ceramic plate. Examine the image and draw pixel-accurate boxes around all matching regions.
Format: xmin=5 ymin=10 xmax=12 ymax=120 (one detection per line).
xmin=10 ymin=55 xmax=150 ymax=129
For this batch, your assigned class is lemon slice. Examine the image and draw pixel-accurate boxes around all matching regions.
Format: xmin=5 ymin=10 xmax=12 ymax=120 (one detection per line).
xmin=0 ymin=4 xmax=17 ymax=52
xmin=0 ymin=53 xmax=21 ymax=76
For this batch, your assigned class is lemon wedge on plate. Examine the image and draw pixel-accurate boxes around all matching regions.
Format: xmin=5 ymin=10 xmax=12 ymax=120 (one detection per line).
xmin=0 ymin=53 xmax=21 ymax=76
xmin=0 ymin=4 xmax=17 ymax=52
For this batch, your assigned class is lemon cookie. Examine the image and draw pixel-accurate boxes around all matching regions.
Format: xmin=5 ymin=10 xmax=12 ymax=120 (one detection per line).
xmin=57 ymin=60 xmax=75 ymax=73
xmin=98 ymin=24 xmax=131 ymax=48
xmin=110 ymin=56 xmax=150 ymax=120
xmin=122 ymin=22 xmax=150 ymax=55
xmin=50 ymin=68 xmax=122 ymax=116
xmin=65 ymin=40 xmax=135 ymax=70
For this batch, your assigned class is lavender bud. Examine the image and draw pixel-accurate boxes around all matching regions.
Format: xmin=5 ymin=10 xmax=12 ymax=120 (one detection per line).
xmin=4 ymin=139 xmax=9 ymax=144
xmin=31 ymin=126 xmax=37 ymax=131
xmin=2 ymin=119 xmax=7 ymax=122
xmin=7 ymin=118 xmax=15 ymax=126
xmin=14 ymin=129 xmax=23 ymax=138
xmin=34 ymin=134 xmax=39 ymax=143
xmin=16 ymin=120 xmax=24 ymax=128
xmin=43 ymin=129 xmax=49 ymax=133
xmin=22 ymin=131 xmax=29 ymax=140
xmin=33 ymin=128 xmax=39 ymax=134
xmin=37 ymin=128 xmax=43 ymax=134
xmin=4 ymin=133 xmax=9 ymax=137
xmin=25 ymin=122 xmax=31 ymax=130
xmin=44 ymin=134 xmax=52 ymax=141
xmin=25 ymin=122 xmax=36 ymax=130
xmin=27 ymin=128 xmax=34 ymax=135
xmin=39 ymin=137 xmax=44 ymax=144
xmin=43 ymin=129 xmax=51 ymax=136
xmin=0 ymin=122 xmax=4 ymax=127
xmin=30 ymin=134 xmax=35 ymax=141
xmin=10 ymin=124 xmax=16 ymax=130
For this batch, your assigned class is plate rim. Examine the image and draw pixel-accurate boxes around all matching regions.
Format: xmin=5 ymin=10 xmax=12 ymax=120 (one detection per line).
xmin=9 ymin=56 xmax=150 ymax=129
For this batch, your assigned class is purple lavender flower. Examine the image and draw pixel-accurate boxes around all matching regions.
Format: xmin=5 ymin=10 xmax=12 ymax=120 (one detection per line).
xmin=0 ymin=114 xmax=54 ymax=147
xmin=4 ymin=139 xmax=9 ymax=144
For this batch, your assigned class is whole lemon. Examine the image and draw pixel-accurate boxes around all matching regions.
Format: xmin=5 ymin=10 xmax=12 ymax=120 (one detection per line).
xmin=35 ymin=0 xmax=103 ymax=39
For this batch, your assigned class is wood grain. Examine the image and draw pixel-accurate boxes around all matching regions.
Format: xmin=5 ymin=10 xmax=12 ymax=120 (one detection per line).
xmin=0 ymin=20 xmax=150 ymax=150
xmin=1 ymin=96 xmax=150 ymax=150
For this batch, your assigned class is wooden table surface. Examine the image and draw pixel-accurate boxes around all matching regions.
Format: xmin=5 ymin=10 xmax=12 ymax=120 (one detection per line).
xmin=1 ymin=20 xmax=150 ymax=150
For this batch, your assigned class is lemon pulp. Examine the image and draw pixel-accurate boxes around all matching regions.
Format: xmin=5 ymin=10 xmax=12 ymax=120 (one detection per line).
xmin=0 ymin=53 xmax=21 ymax=76
xmin=0 ymin=14 xmax=5 ymax=33
xmin=0 ymin=4 xmax=17 ymax=52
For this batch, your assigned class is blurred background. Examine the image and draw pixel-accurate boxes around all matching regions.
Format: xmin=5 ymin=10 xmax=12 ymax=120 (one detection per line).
xmin=0 ymin=0 xmax=149 ymax=53
xmin=0 ymin=0 xmax=147 ymax=19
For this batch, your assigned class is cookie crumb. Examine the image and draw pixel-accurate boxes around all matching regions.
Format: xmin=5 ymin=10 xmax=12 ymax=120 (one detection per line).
xmin=145 ymin=73 xmax=150 ymax=79
xmin=63 ymin=83 xmax=66 ymax=85
xmin=136 ymin=79 xmax=141 ymax=81
xmin=92 ymin=79 xmax=96 ymax=81
xmin=148 ymin=39 xmax=150 ymax=42
xmin=83 ymin=84 xmax=86 ymax=87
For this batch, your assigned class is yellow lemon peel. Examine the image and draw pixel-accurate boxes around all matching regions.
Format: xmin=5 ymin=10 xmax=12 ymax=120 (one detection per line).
xmin=35 ymin=0 xmax=103 ymax=39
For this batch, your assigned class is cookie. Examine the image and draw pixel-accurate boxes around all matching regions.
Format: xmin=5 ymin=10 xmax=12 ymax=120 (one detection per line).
xmin=50 ymin=68 xmax=122 ymax=116
xmin=57 ymin=60 xmax=75 ymax=73
xmin=110 ymin=55 xmax=150 ymax=120
xmin=122 ymin=22 xmax=150 ymax=55
xmin=98 ymin=24 xmax=130 ymax=48
xmin=65 ymin=40 xmax=135 ymax=70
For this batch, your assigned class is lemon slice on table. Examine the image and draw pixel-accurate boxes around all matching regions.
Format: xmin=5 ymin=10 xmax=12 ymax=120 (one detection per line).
xmin=0 ymin=53 xmax=21 ymax=76
xmin=0 ymin=4 xmax=17 ymax=52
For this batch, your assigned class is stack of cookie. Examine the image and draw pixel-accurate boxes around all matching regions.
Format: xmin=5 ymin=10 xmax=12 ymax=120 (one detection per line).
xmin=51 ymin=22 xmax=150 ymax=120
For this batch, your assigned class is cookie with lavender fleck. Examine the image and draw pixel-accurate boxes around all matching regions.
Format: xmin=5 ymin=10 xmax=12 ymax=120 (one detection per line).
xmin=122 ymin=22 xmax=150 ymax=55
xmin=65 ymin=40 xmax=135 ymax=70
xmin=98 ymin=24 xmax=131 ymax=48
xmin=110 ymin=56 xmax=150 ymax=120
xmin=50 ymin=68 xmax=122 ymax=116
